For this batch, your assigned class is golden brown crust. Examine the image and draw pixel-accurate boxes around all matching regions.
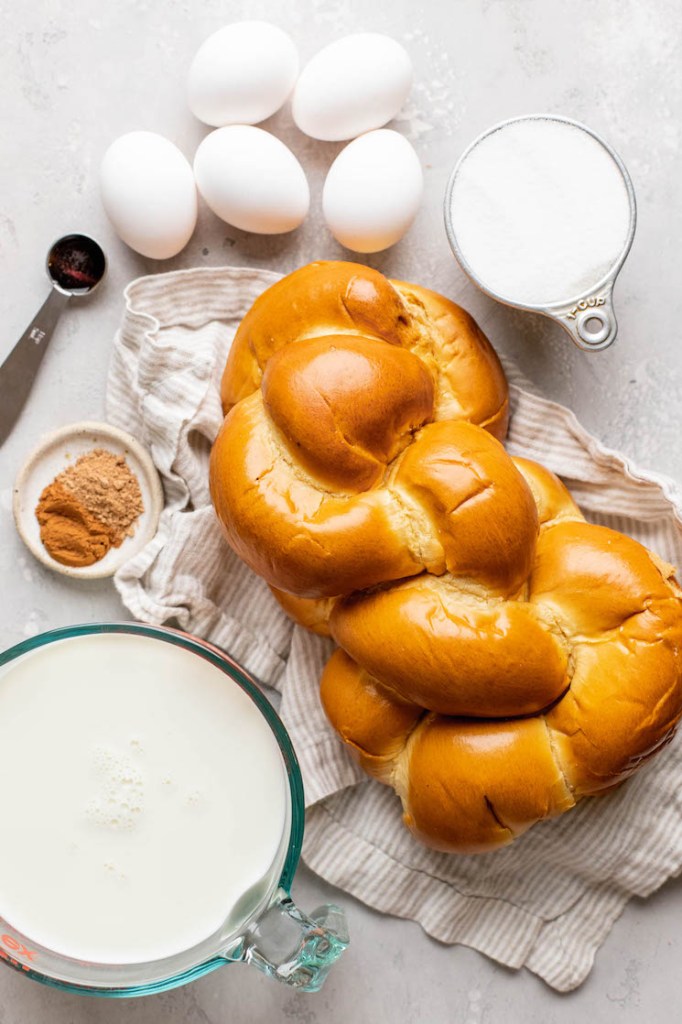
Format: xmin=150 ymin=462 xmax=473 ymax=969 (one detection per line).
xmin=512 ymin=457 xmax=582 ymax=524
xmin=320 ymin=502 xmax=682 ymax=851
xmin=533 ymin=521 xmax=682 ymax=792
xmin=330 ymin=577 xmax=569 ymax=718
xmin=221 ymin=261 xmax=426 ymax=412
xmin=262 ymin=334 xmax=435 ymax=491
xmin=210 ymin=260 xmax=682 ymax=853
xmin=269 ymin=588 xmax=334 ymax=637
xmin=402 ymin=716 xmax=576 ymax=854
xmin=392 ymin=422 xmax=538 ymax=594
xmin=320 ymin=650 xmax=423 ymax=784
xmin=210 ymin=410 xmax=535 ymax=600
xmin=209 ymin=396 xmax=424 ymax=598
xmin=220 ymin=262 xmax=508 ymax=430
xmin=392 ymin=281 xmax=509 ymax=438
xmin=212 ymin=262 xmax=512 ymax=600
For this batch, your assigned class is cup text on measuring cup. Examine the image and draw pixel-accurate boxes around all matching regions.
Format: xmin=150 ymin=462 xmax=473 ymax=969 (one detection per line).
xmin=563 ymin=295 xmax=606 ymax=321
xmin=0 ymin=933 xmax=36 ymax=970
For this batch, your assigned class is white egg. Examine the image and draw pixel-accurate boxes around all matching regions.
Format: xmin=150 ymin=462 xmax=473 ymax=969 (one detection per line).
xmin=292 ymin=33 xmax=413 ymax=142
xmin=194 ymin=126 xmax=309 ymax=234
xmin=100 ymin=132 xmax=197 ymax=260
xmin=188 ymin=21 xmax=298 ymax=128
xmin=323 ymin=130 xmax=423 ymax=253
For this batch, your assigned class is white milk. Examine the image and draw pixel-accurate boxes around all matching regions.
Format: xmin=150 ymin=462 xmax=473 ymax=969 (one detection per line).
xmin=448 ymin=117 xmax=632 ymax=306
xmin=0 ymin=632 xmax=289 ymax=964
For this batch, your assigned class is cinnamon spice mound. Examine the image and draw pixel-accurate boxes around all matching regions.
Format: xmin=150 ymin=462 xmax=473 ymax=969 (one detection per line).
xmin=36 ymin=449 xmax=144 ymax=568
xmin=36 ymin=481 xmax=112 ymax=567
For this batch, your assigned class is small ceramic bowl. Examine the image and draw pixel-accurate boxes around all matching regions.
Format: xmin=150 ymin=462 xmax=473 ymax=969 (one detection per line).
xmin=13 ymin=421 xmax=164 ymax=579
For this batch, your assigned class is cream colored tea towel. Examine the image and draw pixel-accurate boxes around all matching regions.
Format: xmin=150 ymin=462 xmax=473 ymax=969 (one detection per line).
xmin=107 ymin=266 xmax=682 ymax=993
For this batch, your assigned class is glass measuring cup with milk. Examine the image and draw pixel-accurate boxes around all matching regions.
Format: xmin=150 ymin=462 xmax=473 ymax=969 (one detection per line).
xmin=0 ymin=623 xmax=348 ymax=995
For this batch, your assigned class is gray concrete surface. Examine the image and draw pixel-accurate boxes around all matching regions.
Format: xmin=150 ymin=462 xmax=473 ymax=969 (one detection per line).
xmin=0 ymin=0 xmax=681 ymax=1020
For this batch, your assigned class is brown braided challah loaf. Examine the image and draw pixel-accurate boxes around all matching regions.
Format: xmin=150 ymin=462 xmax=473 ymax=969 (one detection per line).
xmin=210 ymin=261 xmax=682 ymax=853
xmin=213 ymin=261 xmax=508 ymax=599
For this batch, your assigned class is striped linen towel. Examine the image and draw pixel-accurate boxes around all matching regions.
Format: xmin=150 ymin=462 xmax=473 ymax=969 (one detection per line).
xmin=107 ymin=266 xmax=682 ymax=992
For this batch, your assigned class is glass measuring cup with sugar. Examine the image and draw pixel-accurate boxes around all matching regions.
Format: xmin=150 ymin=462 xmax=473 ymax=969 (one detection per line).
xmin=444 ymin=114 xmax=636 ymax=351
xmin=0 ymin=623 xmax=348 ymax=996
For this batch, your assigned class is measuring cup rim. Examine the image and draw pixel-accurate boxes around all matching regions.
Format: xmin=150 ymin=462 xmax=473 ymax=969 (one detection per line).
xmin=0 ymin=622 xmax=305 ymax=997
xmin=443 ymin=112 xmax=637 ymax=314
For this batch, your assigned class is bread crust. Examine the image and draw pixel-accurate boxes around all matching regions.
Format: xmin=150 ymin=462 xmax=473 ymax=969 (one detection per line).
xmin=211 ymin=262 xmax=682 ymax=852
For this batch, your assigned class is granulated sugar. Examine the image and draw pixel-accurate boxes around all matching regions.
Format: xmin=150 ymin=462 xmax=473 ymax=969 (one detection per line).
xmin=448 ymin=117 xmax=632 ymax=306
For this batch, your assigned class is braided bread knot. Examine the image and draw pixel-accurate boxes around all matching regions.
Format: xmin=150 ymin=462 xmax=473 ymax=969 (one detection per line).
xmin=210 ymin=262 xmax=682 ymax=853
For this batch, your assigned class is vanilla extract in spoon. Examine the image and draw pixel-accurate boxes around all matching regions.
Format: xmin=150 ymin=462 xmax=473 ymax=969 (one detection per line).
xmin=0 ymin=233 xmax=107 ymax=446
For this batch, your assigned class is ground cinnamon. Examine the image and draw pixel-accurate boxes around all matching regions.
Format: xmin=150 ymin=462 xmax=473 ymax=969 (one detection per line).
xmin=36 ymin=449 xmax=144 ymax=568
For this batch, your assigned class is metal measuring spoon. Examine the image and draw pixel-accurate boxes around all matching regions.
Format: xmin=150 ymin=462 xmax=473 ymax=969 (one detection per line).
xmin=0 ymin=233 xmax=106 ymax=446
xmin=444 ymin=115 xmax=636 ymax=352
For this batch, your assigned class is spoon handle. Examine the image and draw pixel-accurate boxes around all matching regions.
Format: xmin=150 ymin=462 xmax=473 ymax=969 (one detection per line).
xmin=0 ymin=287 xmax=70 ymax=447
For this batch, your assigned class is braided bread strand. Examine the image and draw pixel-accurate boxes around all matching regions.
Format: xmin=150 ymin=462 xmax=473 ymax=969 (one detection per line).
xmin=210 ymin=262 xmax=682 ymax=853
xmin=321 ymin=458 xmax=682 ymax=853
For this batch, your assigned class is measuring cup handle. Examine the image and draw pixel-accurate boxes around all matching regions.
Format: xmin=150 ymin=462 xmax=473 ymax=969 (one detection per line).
xmin=0 ymin=287 xmax=70 ymax=446
xmin=224 ymin=888 xmax=349 ymax=992
xmin=556 ymin=284 xmax=618 ymax=351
